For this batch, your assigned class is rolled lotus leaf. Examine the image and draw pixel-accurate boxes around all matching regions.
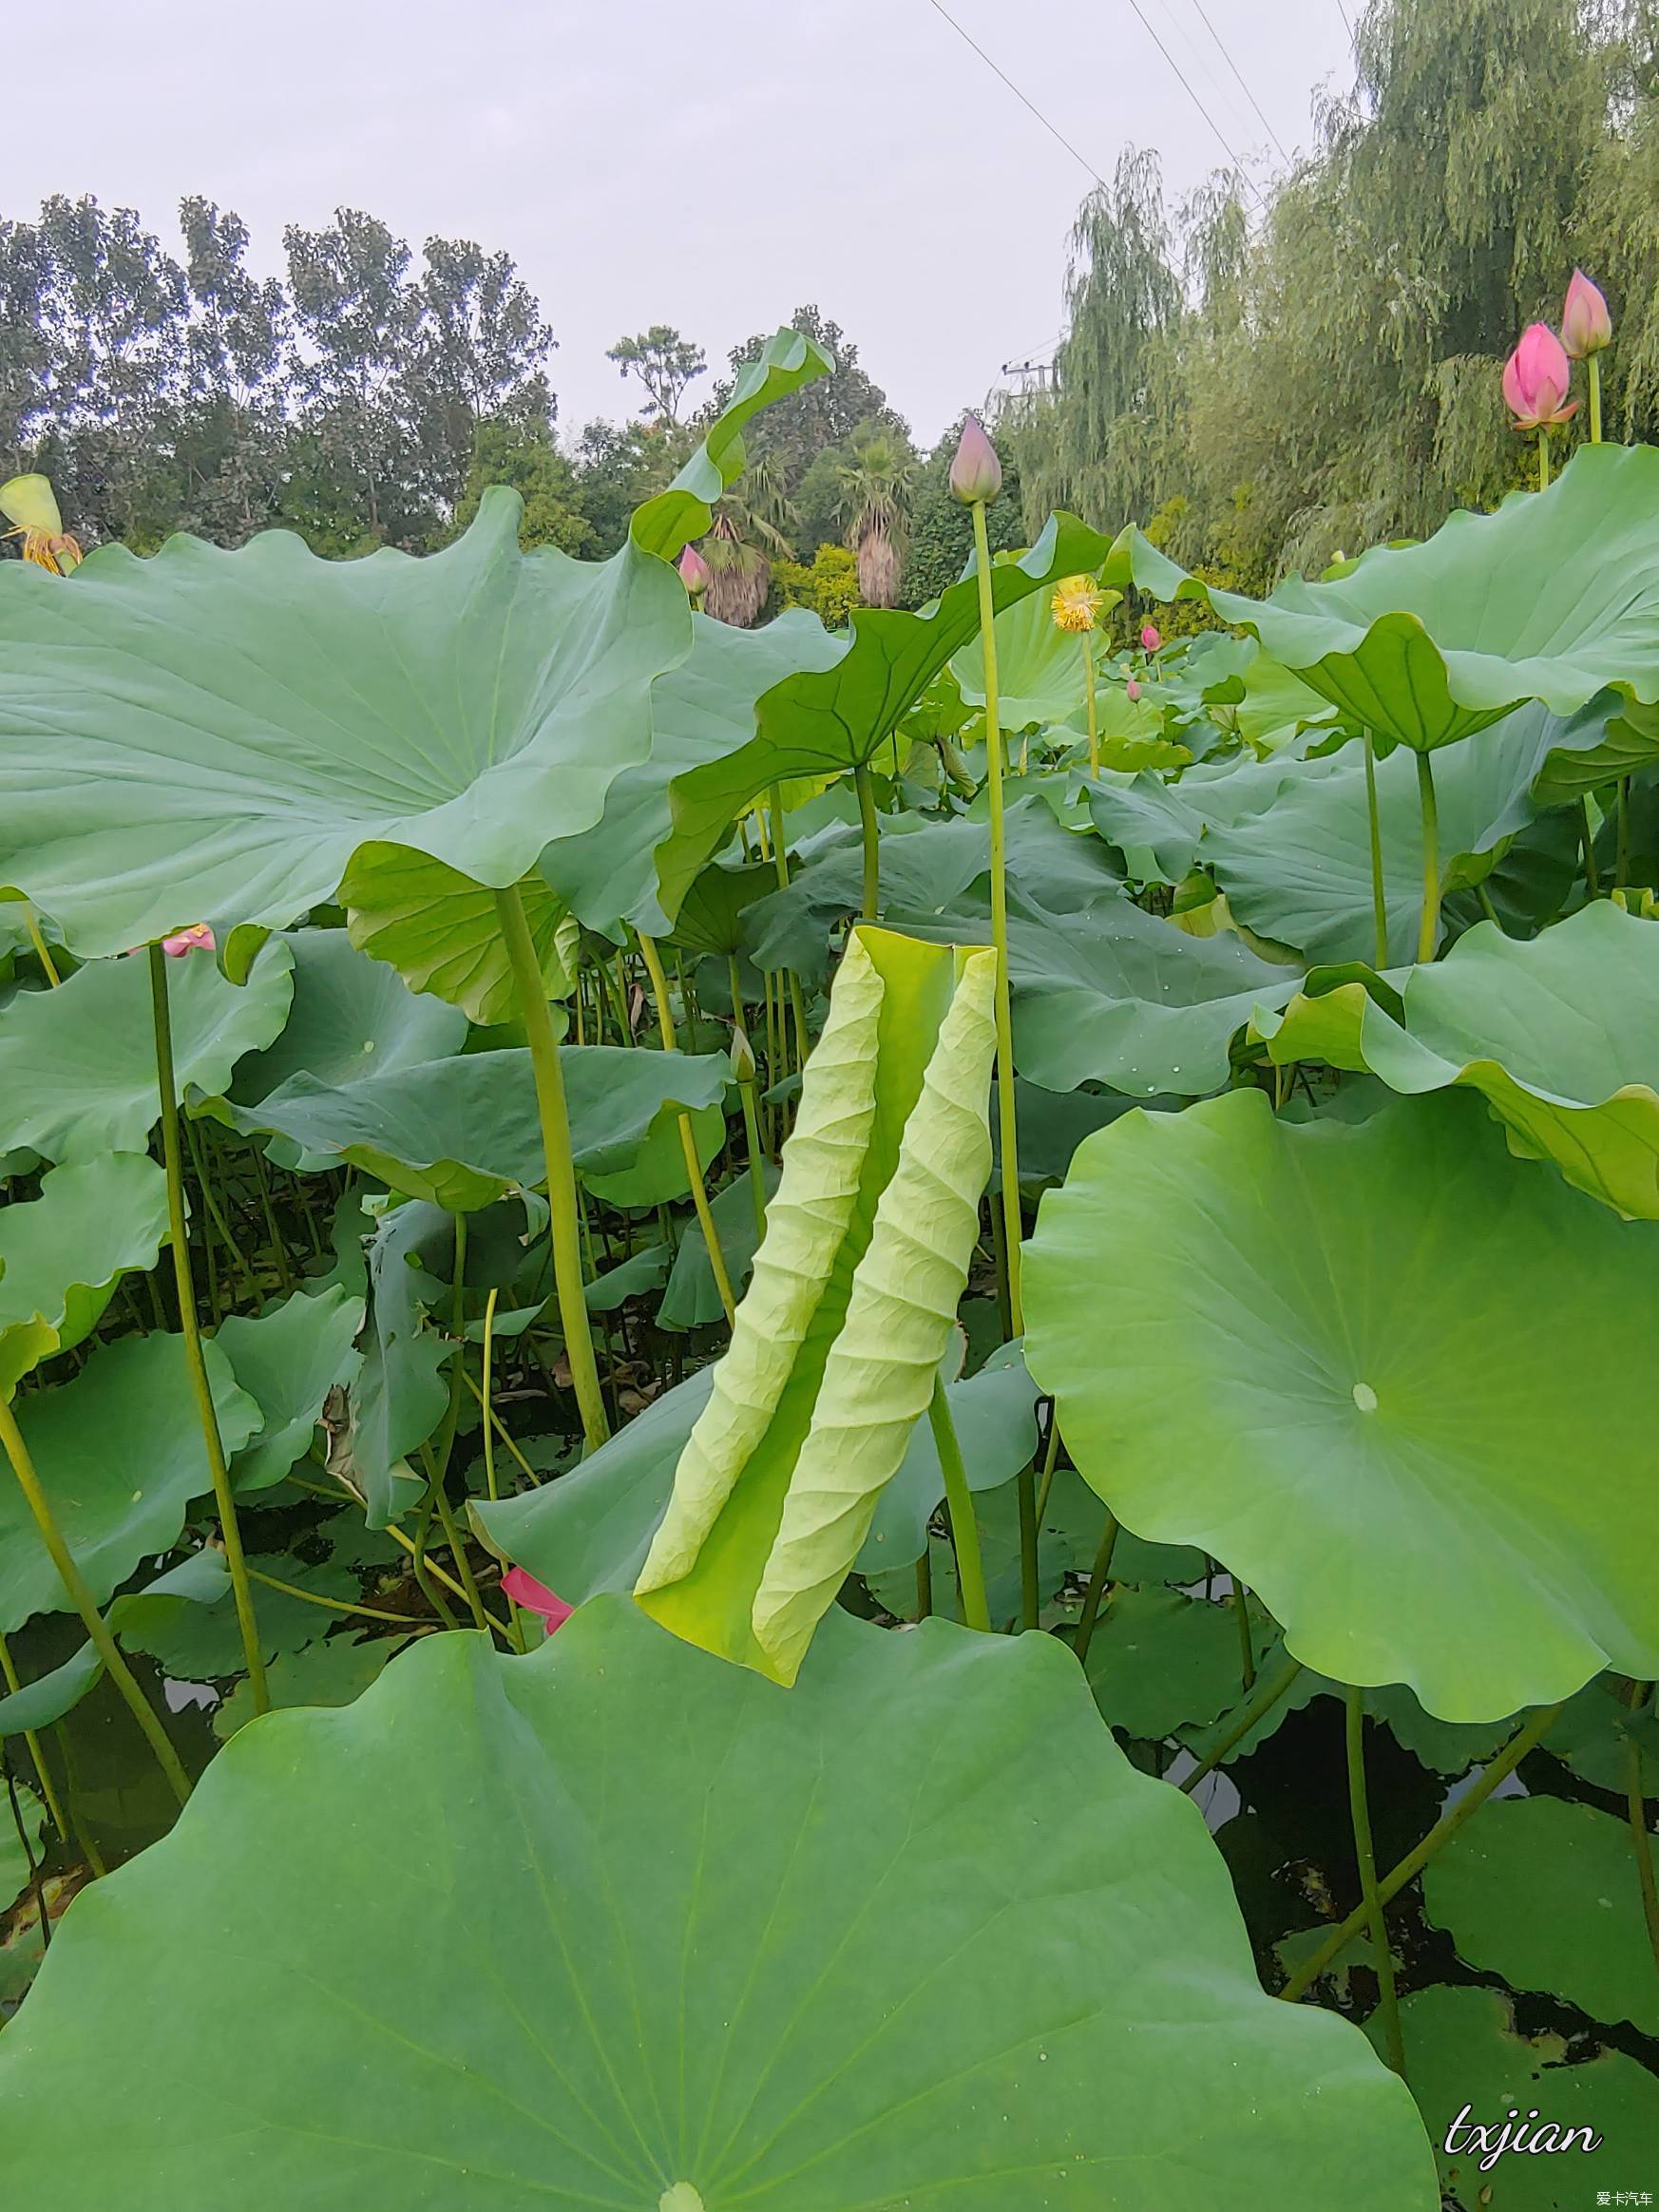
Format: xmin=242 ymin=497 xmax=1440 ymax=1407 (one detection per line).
xmin=636 ymin=924 xmax=998 ymax=1684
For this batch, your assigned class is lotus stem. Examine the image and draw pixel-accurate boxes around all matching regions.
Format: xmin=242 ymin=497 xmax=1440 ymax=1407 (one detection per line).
xmin=149 ymin=944 xmax=268 ymax=1713
xmin=928 ymin=1374 xmax=989 ymax=1632
xmin=1580 ymin=798 xmax=1602 ymax=897
xmin=1537 ymin=427 xmax=1551 ymax=494
xmin=1233 ymin=1579 xmax=1256 ymax=1690
xmin=1082 ymin=631 xmax=1099 ymax=777
xmin=1280 ymin=1697 xmax=1564 ymax=2001
xmin=481 ymin=1287 xmax=500 ymax=1504
xmin=1362 ymin=733 xmax=1388 ymax=966
xmin=1414 ymin=751 xmax=1440 ymax=963
xmin=23 ymin=905 xmax=59 ymax=986
xmin=0 ymin=1628 xmax=71 ymax=1844
xmin=1181 ymin=1653 xmax=1305 ymax=1793
xmin=1589 ymin=353 xmax=1603 ymax=446
xmin=1072 ymin=1509 xmax=1120 ymax=1665
xmin=1617 ymin=777 xmax=1631 ymax=891
xmin=769 ymin=784 xmax=811 ymax=1070
xmin=915 ymin=1552 xmax=932 ymax=1621
xmin=636 ymin=930 xmax=736 ymax=1326
xmin=970 ymin=497 xmax=1024 ymax=1339
xmin=852 ymin=757 xmax=881 ymax=921
xmin=248 ymin=1145 xmax=295 ymax=1295
xmin=0 ymin=1392 xmax=192 ymax=1805
xmin=1033 ymin=1403 xmax=1062 ymax=1525
xmin=244 ymin=1566 xmax=425 ymax=1629
xmin=1345 ymin=1686 xmax=1404 ymax=2072
xmin=495 ymin=885 xmax=610 ymax=1451
xmin=1624 ymin=1680 xmax=1659 ymax=1984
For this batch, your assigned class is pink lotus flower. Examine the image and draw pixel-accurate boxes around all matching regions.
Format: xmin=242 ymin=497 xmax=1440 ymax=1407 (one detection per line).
xmin=1502 ymin=324 xmax=1578 ymax=430
xmin=502 ymin=1566 xmax=573 ymax=1634
xmin=677 ymin=544 xmax=711 ymax=600
xmin=949 ymin=414 xmax=1002 ymax=505
xmin=1126 ymin=677 xmax=1142 ymax=702
xmin=1140 ymin=623 xmax=1162 ymax=653
xmin=1561 ymin=270 xmax=1611 ymax=359
xmin=162 ymin=924 xmax=215 ymax=958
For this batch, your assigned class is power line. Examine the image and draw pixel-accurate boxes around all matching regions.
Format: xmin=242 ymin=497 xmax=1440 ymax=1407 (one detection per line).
xmin=1121 ymin=0 xmax=1264 ymax=202
xmin=1186 ymin=0 xmax=1291 ymax=162
xmin=917 ymin=0 xmax=1109 ymax=191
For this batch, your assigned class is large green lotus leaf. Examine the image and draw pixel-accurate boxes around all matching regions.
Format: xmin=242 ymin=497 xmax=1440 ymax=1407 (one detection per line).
xmin=576 ymin=1099 xmax=726 ymax=1208
xmin=0 ymin=338 xmax=823 ymax=962
xmin=212 ymin=1627 xmax=399 ymax=1739
xmin=1024 ymin=1088 xmax=1659 ymax=1721
xmin=0 ymin=937 xmax=292 ymax=1162
xmin=1424 ymin=1795 xmax=1659 ymax=2036
xmin=1205 ymin=705 xmax=1595 ymax=964
xmin=636 ymin=927 xmax=999 ymax=1684
xmin=668 ymin=856 xmax=775 ymax=961
xmin=538 ymin=610 xmax=844 ymax=938
xmin=215 ymin=1285 xmax=364 ymax=1494
xmin=0 ymin=1154 xmax=170 ymax=1394
xmin=338 ymin=846 xmax=573 ymax=1026
xmin=1086 ymin=1587 xmax=1276 ymax=1743
xmin=658 ymin=1162 xmax=779 ymax=1332
xmin=224 ymin=1045 xmax=729 ymax=1211
xmin=1259 ymin=902 xmax=1659 ymax=1218
xmin=898 ymin=888 xmax=1301 ymax=1098
xmin=658 ymin=515 xmax=1118 ymax=918
xmin=948 ymin=560 xmax=1117 ymax=728
xmin=856 ymin=1344 xmax=1039 ymax=1574
xmin=0 ymin=1598 xmax=1435 ymax=2205
xmin=1124 ymin=444 xmax=1659 ymax=753
xmin=0 ymin=1332 xmax=259 ymax=1631
xmin=1375 ymin=1985 xmax=1659 ymax=2210
xmin=1085 ymin=752 xmax=1314 ymax=884
xmin=1542 ymin=1671 xmax=1659 ymax=1795
xmin=472 ymin=1367 xmax=718 ymax=1604
xmin=991 ymin=1077 xmax=1174 ymax=1193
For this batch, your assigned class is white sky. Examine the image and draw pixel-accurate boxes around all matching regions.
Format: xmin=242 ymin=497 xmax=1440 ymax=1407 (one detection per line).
xmin=18 ymin=0 xmax=1356 ymax=445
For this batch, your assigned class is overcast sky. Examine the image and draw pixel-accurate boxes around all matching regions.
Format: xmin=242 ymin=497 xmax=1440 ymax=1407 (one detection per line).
xmin=19 ymin=0 xmax=1355 ymax=446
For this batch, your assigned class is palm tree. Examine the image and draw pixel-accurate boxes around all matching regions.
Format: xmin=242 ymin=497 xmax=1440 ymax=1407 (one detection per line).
xmin=700 ymin=452 xmax=800 ymax=628
xmin=834 ymin=431 xmax=917 ymax=608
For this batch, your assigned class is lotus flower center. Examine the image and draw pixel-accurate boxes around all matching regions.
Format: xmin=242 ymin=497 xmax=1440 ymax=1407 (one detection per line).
xmin=1351 ymin=1382 xmax=1379 ymax=1414
xmin=659 ymin=2189 xmax=706 ymax=2212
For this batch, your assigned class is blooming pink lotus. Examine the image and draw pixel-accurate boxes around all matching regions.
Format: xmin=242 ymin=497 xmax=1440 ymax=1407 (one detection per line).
xmin=502 ymin=1566 xmax=573 ymax=1635
xmin=1140 ymin=623 xmax=1162 ymax=653
xmin=162 ymin=924 xmax=215 ymax=958
xmin=1502 ymin=324 xmax=1578 ymax=430
xmin=1560 ymin=270 xmax=1611 ymax=360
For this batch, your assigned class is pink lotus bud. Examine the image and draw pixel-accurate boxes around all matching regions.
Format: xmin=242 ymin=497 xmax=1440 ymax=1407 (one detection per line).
xmin=162 ymin=924 xmax=215 ymax=958
xmin=678 ymin=543 xmax=712 ymax=600
xmin=1561 ymin=269 xmax=1611 ymax=359
xmin=1126 ymin=678 xmax=1142 ymax=702
xmin=1140 ymin=623 xmax=1162 ymax=653
xmin=1501 ymin=324 xmax=1578 ymax=430
xmin=949 ymin=414 xmax=1002 ymax=506
xmin=502 ymin=1566 xmax=573 ymax=1634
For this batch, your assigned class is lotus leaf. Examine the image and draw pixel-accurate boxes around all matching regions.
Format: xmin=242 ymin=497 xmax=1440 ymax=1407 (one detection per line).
xmin=1258 ymin=901 xmax=1659 ymax=1216
xmin=636 ymin=925 xmax=999 ymax=1683
xmin=0 ymin=1154 xmax=170 ymax=1394
xmin=1125 ymin=444 xmax=1659 ymax=752
xmin=0 ymin=1598 xmax=1435 ymax=2205
xmin=0 ymin=1782 xmax=43 ymax=1914
xmin=0 ymin=1332 xmax=259 ymax=1631
xmin=0 ymin=936 xmax=293 ymax=1162
xmin=215 ymin=1285 xmax=364 ymax=1493
xmin=1085 ymin=1586 xmax=1275 ymax=1742
xmin=948 ymin=560 xmax=1119 ymax=728
xmin=1025 ymin=1088 xmax=1659 ymax=1719
xmin=658 ymin=1163 xmax=779 ymax=1332
xmin=339 ymin=846 xmax=574 ymax=1025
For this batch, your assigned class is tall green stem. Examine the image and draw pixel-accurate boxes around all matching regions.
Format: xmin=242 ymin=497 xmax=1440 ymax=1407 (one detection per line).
xmin=1081 ymin=631 xmax=1099 ymax=777
xmin=1580 ymin=798 xmax=1603 ymax=897
xmin=1414 ymin=750 xmax=1440 ymax=963
xmin=0 ymin=1629 xmax=70 ymax=1844
xmin=971 ymin=498 xmax=1023 ymax=1337
xmin=769 ymin=784 xmax=811 ymax=1070
xmin=1346 ymin=1686 xmax=1403 ymax=2072
xmin=23 ymin=906 xmax=59 ymax=985
xmin=1589 ymin=353 xmax=1603 ymax=446
xmin=1537 ymin=426 xmax=1551 ymax=493
xmin=1181 ymin=1654 xmax=1304 ymax=1794
xmin=1072 ymin=1510 xmax=1120 ymax=1665
xmin=495 ymin=885 xmax=610 ymax=1452
xmin=1362 ymin=733 xmax=1388 ymax=966
xmin=0 ymin=1393 xmax=191 ymax=1805
xmin=149 ymin=944 xmax=267 ymax=1713
xmin=928 ymin=1374 xmax=989 ymax=1631
xmin=1617 ymin=777 xmax=1631 ymax=891
xmin=637 ymin=930 xmax=737 ymax=1326
xmin=852 ymin=756 xmax=881 ymax=922
xmin=1625 ymin=1681 xmax=1659 ymax=1984
xmin=1281 ymin=1697 xmax=1564 ymax=2000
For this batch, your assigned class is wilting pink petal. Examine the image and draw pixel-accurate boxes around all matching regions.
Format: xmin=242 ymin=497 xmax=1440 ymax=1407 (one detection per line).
xmin=677 ymin=543 xmax=712 ymax=599
xmin=1140 ymin=623 xmax=1162 ymax=653
xmin=948 ymin=413 xmax=1003 ymax=505
xmin=162 ymin=924 xmax=216 ymax=958
xmin=1502 ymin=323 xmax=1577 ymax=429
xmin=503 ymin=1566 xmax=574 ymax=1633
xmin=1560 ymin=270 xmax=1611 ymax=359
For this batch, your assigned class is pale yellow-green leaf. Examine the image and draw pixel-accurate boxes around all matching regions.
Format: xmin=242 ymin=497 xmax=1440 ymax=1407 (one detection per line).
xmin=341 ymin=844 xmax=571 ymax=1026
xmin=0 ymin=474 xmax=62 ymax=537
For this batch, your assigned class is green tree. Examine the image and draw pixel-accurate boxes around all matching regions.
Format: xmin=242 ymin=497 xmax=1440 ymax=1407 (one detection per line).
xmin=449 ymin=413 xmax=593 ymax=555
xmin=834 ymin=426 xmax=917 ymax=606
xmin=606 ymin=324 xmax=707 ymax=423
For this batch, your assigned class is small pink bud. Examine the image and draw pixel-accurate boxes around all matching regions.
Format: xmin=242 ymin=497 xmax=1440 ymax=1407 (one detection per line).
xmin=502 ymin=1566 xmax=574 ymax=1634
xmin=1502 ymin=323 xmax=1577 ymax=430
xmin=162 ymin=924 xmax=215 ymax=958
xmin=1561 ymin=269 xmax=1611 ymax=359
xmin=678 ymin=543 xmax=712 ymax=600
xmin=948 ymin=414 xmax=1002 ymax=505
xmin=1126 ymin=678 xmax=1142 ymax=702
xmin=1140 ymin=623 xmax=1162 ymax=653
